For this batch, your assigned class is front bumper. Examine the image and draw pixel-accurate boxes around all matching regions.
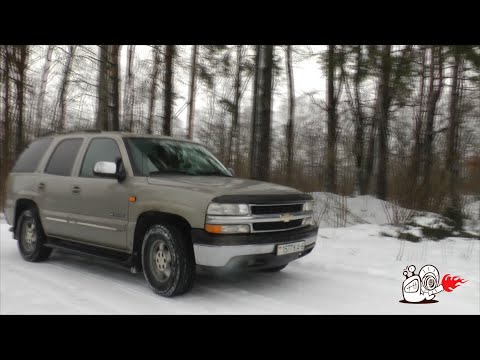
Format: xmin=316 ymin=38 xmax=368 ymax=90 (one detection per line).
xmin=191 ymin=225 xmax=318 ymax=268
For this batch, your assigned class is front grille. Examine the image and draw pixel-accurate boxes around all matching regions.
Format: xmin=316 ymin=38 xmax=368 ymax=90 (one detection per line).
xmin=251 ymin=203 xmax=303 ymax=215
xmin=252 ymin=219 xmax=303 ymax=232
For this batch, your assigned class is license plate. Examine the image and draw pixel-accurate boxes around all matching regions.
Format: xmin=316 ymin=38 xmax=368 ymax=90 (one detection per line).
xmin=276 ymin=241 xmax=305 ymax=256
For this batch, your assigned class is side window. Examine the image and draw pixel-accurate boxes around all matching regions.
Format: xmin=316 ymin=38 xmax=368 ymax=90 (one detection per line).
xmin=80 ymin=138 xmax=121 ymax=178
xmin=12 ymin=137 xmax=53 ymax=173
xmin=45 ymin=138 xmax=83 ymax=176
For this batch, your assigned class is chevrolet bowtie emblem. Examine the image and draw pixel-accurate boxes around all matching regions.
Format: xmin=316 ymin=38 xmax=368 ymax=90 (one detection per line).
xmin=279 ymin=213 xmax=294 ymax=222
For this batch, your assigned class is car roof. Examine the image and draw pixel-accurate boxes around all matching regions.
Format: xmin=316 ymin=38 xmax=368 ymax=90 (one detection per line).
xmin=36 ymin=130 xmax=201 ymax=145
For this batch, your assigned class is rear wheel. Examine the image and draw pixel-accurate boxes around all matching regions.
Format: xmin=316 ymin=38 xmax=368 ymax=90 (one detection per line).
xmin=141 ymin=224 xmax=195 ymax=297
xmin=17 ymin=209 xmax=52 ymax=262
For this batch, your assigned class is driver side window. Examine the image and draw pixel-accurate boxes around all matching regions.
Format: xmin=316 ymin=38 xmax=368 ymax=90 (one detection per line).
xmin=80 ymin=138 xmax=121 ymax=178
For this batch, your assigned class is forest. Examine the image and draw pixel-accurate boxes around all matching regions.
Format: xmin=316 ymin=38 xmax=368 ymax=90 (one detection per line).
xmin=1 ymin=45 xmax=479 ymax=228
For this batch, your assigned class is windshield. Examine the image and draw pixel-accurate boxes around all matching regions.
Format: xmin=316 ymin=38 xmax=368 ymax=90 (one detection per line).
xmin=123 ymin=137 xmax=232 ymax=177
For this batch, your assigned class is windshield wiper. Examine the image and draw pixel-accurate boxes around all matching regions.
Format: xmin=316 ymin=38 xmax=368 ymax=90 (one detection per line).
xmin=194 ymin=171 xmax=231 ymax=177
xmin=149 ymin=169 xmax=192 ymax=176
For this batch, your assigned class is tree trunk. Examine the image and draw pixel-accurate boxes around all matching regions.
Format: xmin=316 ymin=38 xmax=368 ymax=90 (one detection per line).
xmin=249 ymin=45 xmax=260 ymax=177
xmin=163 ymin=45 xmax=175 ymax=136
xmin=362 ymin=121 xmax=376 ymax=194
xmin=123 ymin=45 xmax=135 ymax=132
xmin=375 ymin=45 xmax=392 ymax=200
xmin=1 ymin=46 xmax=11 ymax=208
xmin=57 ymin=45 xmax=76 ymax=132
xmin=147 ymin=46 xmax=161 ymax=134
xmin=349 ymin=46 xmax=367 ymax=195
xmin=446 ymin=49 xmax=463 ymax=228
xmin=326 ymin=45 xmax=337 ymax=193
xmin=250 ymin=45 xmax=274 ymax=181
xmin=15 ymin=45 xmax=27 ymax=156
xmin=422 ymin=46 xmax=444 ymax=197
xmin=285 ymin=45 xmax=295 ymax=184
xmin=96 ymin=45 xmax=108 ymax=130
xmin=187 ymin=45 xmax=198 ymax=140
xmin=35 ymin=45 xmax=53 ymax=136
xmin=228 ymin=45 xmax=243 ymax=167
xmin=108 ymin=45 xmax=120 ymax=131
xmin=411 ymin=46 xmax=427 ymax=186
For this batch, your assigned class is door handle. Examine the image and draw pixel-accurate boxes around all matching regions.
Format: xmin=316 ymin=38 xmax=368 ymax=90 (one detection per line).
xmin=38 ymin=182 xmax=45 ymax=190
xmin=72 ymin=185 xmax=81 ymax=194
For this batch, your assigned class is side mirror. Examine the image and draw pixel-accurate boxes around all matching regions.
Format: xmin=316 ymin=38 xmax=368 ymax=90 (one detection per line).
xmin=228 ymin=167 xmax=235 ymax=176
xmin=93 ymin=160 xmax=126 ymax=182
xmin=93 ymin=161 xmax=118 ymax=178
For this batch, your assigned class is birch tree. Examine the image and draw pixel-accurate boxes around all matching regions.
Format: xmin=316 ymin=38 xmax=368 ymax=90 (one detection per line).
xmin=56 ymin=45 xmax=76 ymax=131
xmin=35 ymin=45 xmax=54 ymax=136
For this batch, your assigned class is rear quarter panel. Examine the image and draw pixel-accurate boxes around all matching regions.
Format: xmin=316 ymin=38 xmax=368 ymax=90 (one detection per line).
xmin=5 ymin=173 xmax=39 ymax=225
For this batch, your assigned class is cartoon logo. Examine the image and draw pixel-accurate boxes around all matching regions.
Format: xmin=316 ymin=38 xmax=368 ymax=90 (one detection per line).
xmin=401 ymin=264 xmax=467 ymax=304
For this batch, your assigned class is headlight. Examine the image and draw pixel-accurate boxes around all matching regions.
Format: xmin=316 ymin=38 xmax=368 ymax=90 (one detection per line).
xmin=207 ymin=203 xmax=249 ymax=216
xmin=204 ymin=224 xmax=250 ymax=234
xmin=303 ymin=201 xmax=314 ymax=211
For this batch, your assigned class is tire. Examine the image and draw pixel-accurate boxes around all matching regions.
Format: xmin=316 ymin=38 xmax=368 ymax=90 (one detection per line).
xmin=262 ymin=264 xmax=288 ymax=272
xmin=17 ymin=208 xmax=52 ymax=262
xmin=141 ymin=224 xmax=195 ymax=297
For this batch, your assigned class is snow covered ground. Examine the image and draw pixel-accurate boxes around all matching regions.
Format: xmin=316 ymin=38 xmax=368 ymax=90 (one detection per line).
xmin=1 ymin=213 xmax=478 ymax=314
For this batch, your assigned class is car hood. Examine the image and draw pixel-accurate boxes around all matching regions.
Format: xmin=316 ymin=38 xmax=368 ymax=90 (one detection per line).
xmin=147 ymin=175 xmax=302 ymax=197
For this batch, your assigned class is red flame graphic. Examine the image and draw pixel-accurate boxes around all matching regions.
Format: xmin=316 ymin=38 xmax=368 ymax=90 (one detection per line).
xmin=442 ymin=274 xmax=467 ymax=292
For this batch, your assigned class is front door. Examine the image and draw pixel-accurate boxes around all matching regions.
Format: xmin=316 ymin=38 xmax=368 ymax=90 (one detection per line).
xmin=68 ymin=137 xmax=129 ymax=251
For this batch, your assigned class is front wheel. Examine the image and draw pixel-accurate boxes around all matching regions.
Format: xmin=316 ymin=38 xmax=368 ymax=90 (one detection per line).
xmin=141 ymin=224 xmax=196 ymax=297
xmin=17 ymin=209 xmax=52 ymax=262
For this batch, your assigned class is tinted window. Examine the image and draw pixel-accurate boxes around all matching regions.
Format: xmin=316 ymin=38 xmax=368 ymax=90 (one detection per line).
xmin=123 ymin=137 xmax=231 ymax=177
xmin=12 ymin=137 xmax=53 ymax=173
xmin=80 ymin=138 xmax=121 ymax=178
xmin=45 ymin=138 xmax=83 ymax=176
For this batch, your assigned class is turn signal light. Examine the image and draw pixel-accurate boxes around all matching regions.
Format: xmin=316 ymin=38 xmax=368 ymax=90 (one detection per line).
xmin=205 ymin=224 xmax=223 ymax=234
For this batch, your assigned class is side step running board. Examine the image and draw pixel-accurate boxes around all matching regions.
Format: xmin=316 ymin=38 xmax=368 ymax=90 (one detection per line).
xmin=45 ymin=237 xmax=132 ymax=265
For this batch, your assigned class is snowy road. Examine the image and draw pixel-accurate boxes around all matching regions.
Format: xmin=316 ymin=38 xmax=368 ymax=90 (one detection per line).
xmin=1 ymin=222 xmax=479 ymax=314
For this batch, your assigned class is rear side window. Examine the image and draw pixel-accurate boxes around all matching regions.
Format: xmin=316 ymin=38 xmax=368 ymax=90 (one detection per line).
xmin=45 ymin=138 xmax=83 ymax=176
xmin=80 ymin=138 xmax=121 ymax=177
xmin=12 ymin=137 xmax=53 ymax=173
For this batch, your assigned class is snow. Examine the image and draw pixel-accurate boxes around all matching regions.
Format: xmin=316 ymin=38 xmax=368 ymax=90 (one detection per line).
xmin=1 ymin=219 xmax=478 ymax=314
xmin=464 ymin=198 xmax=480 ymax=234
xmin=310 ymin=193 xmax=417 ymax=227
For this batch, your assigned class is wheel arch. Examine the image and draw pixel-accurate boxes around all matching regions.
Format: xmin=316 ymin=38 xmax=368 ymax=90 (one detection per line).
xmin=131 ymin=211 xmax=192 ymax=270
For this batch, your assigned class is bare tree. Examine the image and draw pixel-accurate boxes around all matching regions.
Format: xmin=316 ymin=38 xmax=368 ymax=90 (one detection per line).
xmin=96 ymin=45 xmax=108 ymax=130
xmin=35 ymin=45 xmax=54 ymax=136
xmin=345 ymin=46 xmax=368 ymax=195
xmin=446 ymin=48 xmax=463 ymax=227
xmin=422 ymin=46 xmax=444 ymax=195
xmin=13 ymin=45 xmax=28 ymax=155
xmin=410 ymin=46 xmax=427 ymax=186
xmin=227 ymin=45 xmax=244 ymax=167
xmin=325 ymin=45 xmax=341 ymax=193
xmin=249 ymin=46 xmax=260 ymax=175
xmin=375 ymin=45 xmax=392 ymax=200
xmin=1 ymin=46 xmax=11 ymax=207
xmin=163 ymin=45 xmax=175 ymax=136
xmin=123 ymin=45 xmax=135 ymax=132
xmin=187 ymin=45 xmax=198 ymax=140
xmin=285 ymin=45 xmax=295 ymax=184
xmin=147 ymin=45 xmax=161 ymax=134
xmin=56 ymin=45 xmax=76 ymax=131
xmin=108 ymin=45 xmax=120 ymax=131
xmin=250 ymin=45 xmax=274 ymax=181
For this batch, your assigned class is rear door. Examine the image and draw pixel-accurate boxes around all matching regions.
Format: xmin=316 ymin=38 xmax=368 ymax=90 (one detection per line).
xmin=68 ymin=137 xmax=129 ymax=250
xmin=38 ymin=137 xmax=84 ymax=238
